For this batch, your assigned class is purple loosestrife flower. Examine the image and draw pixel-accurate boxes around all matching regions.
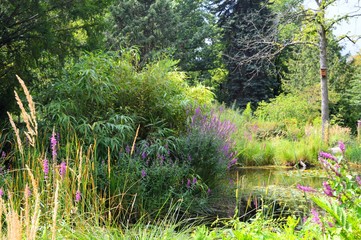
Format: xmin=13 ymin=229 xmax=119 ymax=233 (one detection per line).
xmin=43 ymin=158 xmax=49 ymax=179
xmin=311 ymin=208 xmax=322 ymax=226
xmin=207 ymin=188 xmax=211 ymax=194
xmin=227 ymin=158 xmax=237 ymax=169
xmin=0 ymin=188 xmax=4 ymax=198
xmin=186 ymin=179 xmax=191 ymax=188
xmin=75 ymin=190 xmax=81 ymax=203
xmin=125 ymin=145 xmax=130 ymax=154
xmin=59 ymin=161 xmax=66 ymax=178
xmin=1 ymin=151 xmax=5 ymax=158
xmin=297 ymin=184 xmax=317 ymax=193
xmin=192 ymin=177 xmax=197 ymax=185
xmin=50 ymin=132 xmax=57 ymax=159
xmin=356 ymin=175 xmax=361 ymax=186
xmin=323 ymin=181 xmax=334 ymax=197
xmin=141 ymin=169 xmax=147 ymax=178
xmin=338 ymin=141 xmax=345 ymax=153
xmin=141 ymin=151 xmax=147 ymax=160
xmin=319 ymin=152 xmax=337 ymax=162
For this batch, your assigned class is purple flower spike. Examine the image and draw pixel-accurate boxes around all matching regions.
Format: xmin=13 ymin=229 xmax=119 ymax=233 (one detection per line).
xmin=59 ymin=161 xmax=66 ymax=178
xmin=0 ymin=188 xmax=4 ymax=198
xmin=356 ymin=175 xmax=361 ymax=186
xmin=323 ymin=181 xmax=333 ymax=197
xmin=186 ymin=179 xmax=191 ymax=188
xmin=1 ymin=151 xmax=5 ymax=158
xmin=141 ymin=151 xmax=147 ymax=160
xmin=297 ymin=184 xmax=317 ymax=193
xmin=43 ymin=158 xmax=49 ymax=179
xmin=141 ymin=169 xmax=147 ymax=178
xmin=207 ymin=188 xmax=211 ymax=194
xmin=319 ymin=152 xmax=337 ymax=162
xmin=338 ymin=141 xmax=345 ymax=153
xmin=125 ymin=145 xmax=130 ymax=154
xmin=50 ymin=132 xmax=57 ymax=159
xmin=311 ymin=208 xmax=322 ymax=226
xmin=192 ymin=177 xmax=197 ymax=185
xmin=75 ymin=190 xmax=81 ymax=203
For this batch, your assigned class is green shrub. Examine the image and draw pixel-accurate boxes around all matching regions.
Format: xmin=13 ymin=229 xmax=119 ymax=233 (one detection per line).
xmin=174 ymin=107 xmax=237 ymax=189
xmin=38 ymin=50 xmax=214 ymax=156
xmin=255 ymin=93 xmax=319 ymax=127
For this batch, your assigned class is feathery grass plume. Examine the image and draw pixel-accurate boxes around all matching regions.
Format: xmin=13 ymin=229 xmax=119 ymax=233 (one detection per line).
xmin=7 ymin=112 xmax=23 ymax=154
xmin=14 ymin=90 xmax=35 ymax=146
xmin=26 ymin=166 xmax=40 ymax=240
xmin=16 ymin=75 xmax=38 ymax=130
xmin=24 ymin=184 xmax=30 ymax=238
xmin=6 ymin=210 xmax=22 ymax=240
xmin=51 ymin=181 xmax=60 ymax=240
xmin=16 ymin=75 xmax=37 ymax=135
xmin=9 ymin=75 xmax=38 ymax=147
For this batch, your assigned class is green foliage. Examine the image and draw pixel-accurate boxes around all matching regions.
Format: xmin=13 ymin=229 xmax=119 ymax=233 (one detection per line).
xmin=174 ymin=106 xmax=237 ymax=189
xmin=0 ymin=0 xmax=111 ymax=119
xmin=108 ymin=0 xmax=222 ymax=85
xmin=211 ymin=0 xmax=281 ymax=108
xmin=39 ymin=50 xmax=214 ymax=155
xmin=255 ymin=93 xmax=319 ymax=126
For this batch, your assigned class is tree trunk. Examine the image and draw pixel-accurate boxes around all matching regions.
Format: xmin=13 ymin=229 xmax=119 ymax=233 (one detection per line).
xmin=319 ymin=22 xmax=329 ymax=143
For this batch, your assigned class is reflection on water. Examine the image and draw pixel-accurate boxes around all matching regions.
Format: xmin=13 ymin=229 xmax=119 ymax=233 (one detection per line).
xmin=237 ymin=167 xmax=326 ymax=189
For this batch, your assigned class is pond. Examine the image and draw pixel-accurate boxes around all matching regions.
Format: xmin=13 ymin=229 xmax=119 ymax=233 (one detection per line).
xmin=237 ymin=166 xmax=326 ymax=189
xmin=228 ymin=166 xmax=328 ymax=220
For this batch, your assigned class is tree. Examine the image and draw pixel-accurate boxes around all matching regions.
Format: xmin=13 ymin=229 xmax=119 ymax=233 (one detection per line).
xmin=210 ymin=0 xmax=281 ymax=108
xmin=108 ymin=0 xmax=222 ymax=83
xmin=216 ymin=0 xmax=360 ymax=141
xmin=0 ymin=0 xmax=111 ymax=120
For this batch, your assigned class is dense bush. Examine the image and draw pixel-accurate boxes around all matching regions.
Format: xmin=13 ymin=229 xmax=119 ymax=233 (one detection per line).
xmin=38 ymin=50 xmax=214 ymax=155
xmin=255 ymin=93 xmax=319 ymax=127
xmin=174 ymin=107 xmax=238 ymax=189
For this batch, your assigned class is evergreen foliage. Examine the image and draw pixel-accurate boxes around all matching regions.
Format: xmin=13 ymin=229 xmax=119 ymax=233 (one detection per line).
xmin=210 ymin=0 xmax=281 ymax=108
xmin=0 ymin=0 xmax=112 ymax=119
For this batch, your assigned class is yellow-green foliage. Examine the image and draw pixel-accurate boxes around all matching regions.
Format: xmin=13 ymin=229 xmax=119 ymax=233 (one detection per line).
xmin=41 ymin=50 xmax=214 ymax=133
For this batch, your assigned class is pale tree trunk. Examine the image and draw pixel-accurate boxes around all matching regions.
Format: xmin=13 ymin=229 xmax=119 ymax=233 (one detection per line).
xmin=318 ymin=13 xmax=329 ymax=143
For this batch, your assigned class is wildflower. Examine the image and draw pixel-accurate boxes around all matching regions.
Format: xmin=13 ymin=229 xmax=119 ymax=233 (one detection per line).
xmin=59 ymin=161 xmax=66 ymax=178
xmin=50 ymin=132 xmax=57 ymax=159
xmin=186 ymin=179 xmax=191 ymax=188
xmin=0 ymin=188 xmax=4 ymax=198
xmin=338 ymin=141 xmax=345 ymax=153
xmin=125 ymin=145 xmax=130 ymax=154
xmin=192 ymin=177 xmax=197 ymax=185
xmin=227 ymin=158 xmax=237 ymax=169
xmin=311 ymin=208 xmax=322 ymax=226
xmin=1 ymin=151 xmax=5 ymax=158
xmin=323 ymin=181 xmax=334 ymax=197
xmin=75 ymin=190 xmax=81 ymax=203
xmin=356 ymin=175 xmax=361 ymax=186
xmin=141 ymin=151 xmax=147 ymax=160
xmin=43 ymin=158 xmax=49 ymax=178
xmin=207 ymin=188 xmax=211 ymax=194
xmin=297 ymin=184 xmax=317 ymax=193
xmin=141 ymin=169 xmax=147 ymax=178
xmin=319 ymin=152 xmax=337 ymax=162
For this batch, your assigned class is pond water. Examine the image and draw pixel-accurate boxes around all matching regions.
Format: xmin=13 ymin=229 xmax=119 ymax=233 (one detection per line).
xmin=237 ymin=166 xmax=326 ymax=189
xmin=227 ymin=167 xmax=328 ymax=219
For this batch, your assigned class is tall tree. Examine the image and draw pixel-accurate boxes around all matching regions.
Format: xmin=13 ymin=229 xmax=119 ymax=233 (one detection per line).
xmin=108 ymin=0 xmax=221 ymax=83
xmin=210 ymin=0 xmax=281 ymax=108
xmin=0 ymin=0 xmax=111 ymax=120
